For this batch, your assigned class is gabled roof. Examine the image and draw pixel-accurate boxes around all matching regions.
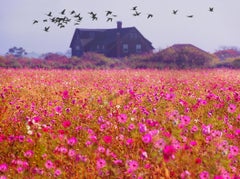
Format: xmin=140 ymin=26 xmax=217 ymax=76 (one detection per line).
xmin=70 ymin=26 xmax=154 ymax=49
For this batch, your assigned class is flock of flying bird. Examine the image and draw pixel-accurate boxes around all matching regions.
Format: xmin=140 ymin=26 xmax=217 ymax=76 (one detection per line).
xmin=33 ymin=6 xmax=215 ymax=32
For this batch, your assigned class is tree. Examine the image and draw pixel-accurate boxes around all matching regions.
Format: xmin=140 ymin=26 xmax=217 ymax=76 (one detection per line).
xmin=6 ymin=47 xmax=27 ymax=57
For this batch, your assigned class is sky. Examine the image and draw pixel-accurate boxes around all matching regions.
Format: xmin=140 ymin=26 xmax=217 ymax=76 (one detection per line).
xmin=0 ymin=0 xmax=240 ymax=55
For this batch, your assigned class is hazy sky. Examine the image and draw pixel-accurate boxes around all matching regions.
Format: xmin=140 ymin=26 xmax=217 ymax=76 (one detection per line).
xmin=0 ymin=0 xmax=240 ymax=55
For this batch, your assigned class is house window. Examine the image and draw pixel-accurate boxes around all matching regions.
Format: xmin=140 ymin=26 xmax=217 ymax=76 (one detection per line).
xmin=136 ymin=44 xmax=142 ymax=53
xmin=75 ymin=45 xmax=80 ymax=50
xmin=123 ymin=44 xmax=128 ymax=53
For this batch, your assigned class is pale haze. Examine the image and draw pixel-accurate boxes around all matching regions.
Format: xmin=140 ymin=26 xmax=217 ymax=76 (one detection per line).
xmin=0 ymin=0 xmax=240 ymax=55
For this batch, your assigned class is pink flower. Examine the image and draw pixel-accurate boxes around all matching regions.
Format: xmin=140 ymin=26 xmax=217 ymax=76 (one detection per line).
xmin=142 ymin=133 xmax=152 ymax=144
xmin=67 ymin=137 xmax=77 ymax=146
xmin=54 ymin=169 xmax=62 ymax=177
xmin=62 ymin=90 xmax=69 ymax=100
xmin=126 ymin=160 xmax=139 ymax=173
xmin=163 ymin=145 xmax=176 ymax=161
xmin=103 ymin=135 xmax=112 ymax=144
xmin=24 ymin=150 xmax=34 ymax=158
xmin=195 ymin=158 xmax=202 ymax=164
xmin=45 ymin=160 xmax=54 ymax=169
xmin=96 ymin=159 xmax=106 ymax=169
xmin=126 ymin=138 xmax=134 ymax=146
xmin=227 ymin=104 xmax=236 ymax=113
xmin=229 ymin=145 xmax=239 ymax=158
xmin=68 ymin=149 xmax=76 ymax=158
xmin=117 ymin=113 xmax=127 ymax=123
xmin=62 ymin=120 xmax=71 ymax=128
xmin=199 ymin=171 xmax=209 ymax=179
xmin=97 ymin=146 xmax=105 ymax=153
xmin=0 ymin=163 xmax=8 ymax=172
xmin=55 ymin=106 xmax=63 ymax=114
xmin=154 ymin=138 xmax=166 ymax=150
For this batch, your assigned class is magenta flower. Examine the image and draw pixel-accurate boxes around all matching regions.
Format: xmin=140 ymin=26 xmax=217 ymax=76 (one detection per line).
xmin=67 ymin=137 xmax=77 ymax=146
xmin=103 ymin=135 xmax=112 ymax=144
xmin=117 ymin=113 xmax=127 ymax=123
xmin=0 ymin=163 xmax=8 ymax=172
xmin=55 ymin=106 xmax=63 ymax=114
xmin=62 ymin=90 xmax=69 ymax=100
xmin=126 ymin=138 xmax=134 ymax=146
xmin=45 ymin=160 xmax=54 ymax=169
xmin=142 ymin=133 xmax=152 ymax=144
xmin=199 ymin=171 xmax=209 ymax=179
xmin=227 ymin=104 xmax=236 ymax=113
xmin=96 ymin=158 xmax=106 ymax=169
xmin=154 ymin=138 xmax=166 ymax=150
xmin=68 ymin=149 xmax=76 ymax=158
xmin=163 ymin=145 xmax=176 ymax=161
xmin=54 ymin=169 xmax=62 ymax=177
xmin=228 ymin=145 xmax=239 ymax=158
xmin=62 ymin=120 xmax=71 ymax=128
xmin=24 ymin=150 xmax=34 ymax=158
xmin=126 ymin=160 xmax=139 ymax=173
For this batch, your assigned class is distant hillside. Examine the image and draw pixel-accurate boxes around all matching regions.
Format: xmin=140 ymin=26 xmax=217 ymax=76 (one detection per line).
xmin=214 ymin=49 xmax=240 ymax=60
xmin=145 ymin=44 xmax=219 ymax=68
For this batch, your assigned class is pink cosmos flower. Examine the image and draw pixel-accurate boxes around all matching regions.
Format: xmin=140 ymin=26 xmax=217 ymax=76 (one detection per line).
xmin=126 ymin=160 xmax=139 ymax=173
xmin=62 ymin=120 xmax=71 ymax=128
xmin=45 ymin=160 xmax=54 ymax=169
xmin=54 ymin=169 xmax=62 ymax=177
xmin=62 ymin=90 xmax=69 ymax=100
xmin=227 ymin=104 xmax=236 ymax=113
xmin=96 ymin=159 xmax=106 ymax=169
xmin=228 ymin=145 xmax=239 ymax=158
xmin=103 ymin=135 xmax=112 ymax=144
xmin=199 ymin=171 xmax=209 ymax=179
xmin=126 ymin=138 xmax=134 ymax=146
xmin=0 ymin=176 xmax=7 ymax=179
xmin=163 ymin=145 xmax=176 ymax=162
xmin=97 ymin=146 xmax=105 ymax=153
xmin=142 ymin=133 xmax=152 ymax=144
xmin=24 ymin=150 xmax=34 ymax=158
xmin=154 ymin=138 xmax=166 ymax=150
xmin=68 ymin=149 xmax=76 ymax=158
xmin=117 ymin=113 xmax=127 ymax=123
xmin=55 ymin=106 xmax=63 ymax=114
xmin=67 ymin=137 xmax=77 ymax=146
xmin=0 ymin=163 xmax=8 ymax=172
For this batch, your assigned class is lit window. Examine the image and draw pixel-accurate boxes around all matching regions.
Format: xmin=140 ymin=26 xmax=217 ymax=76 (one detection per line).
xmin=123 ymin=44 xmax=128 ymax=53
xmin=75 ymin=46 xmax=80 ymax=50
xmin=136 ymin=44 xmax=141 ymax=53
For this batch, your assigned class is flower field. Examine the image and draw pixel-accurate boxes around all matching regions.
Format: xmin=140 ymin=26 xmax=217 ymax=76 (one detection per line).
xmin=0 ymin=69 xmax=239 ymax=178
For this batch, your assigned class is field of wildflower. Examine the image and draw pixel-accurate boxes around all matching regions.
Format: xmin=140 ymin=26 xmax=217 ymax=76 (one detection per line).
xmin=0 ymin=69 xmax=239 ymax=178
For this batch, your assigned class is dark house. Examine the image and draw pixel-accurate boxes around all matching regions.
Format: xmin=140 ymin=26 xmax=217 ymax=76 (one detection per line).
xmin=70 ymin=21 xmax=154 ymax=57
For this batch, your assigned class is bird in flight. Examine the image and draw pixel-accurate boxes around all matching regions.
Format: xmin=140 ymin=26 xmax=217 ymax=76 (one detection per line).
xmin=209 ymin=7 xmax=214 ymax=12
xmin=172 ymin=10 xmax=178 ymax=15
xmin=46 ymin=12 xmax=52 ymax=17
xmin=106 ymin=10 xmax=112 ymax=16
xmin=43 ymin=19 xmax=48 ymax=22
xmin=70 ymin=10 xmax=76 ymax=15
xmin=131 ymin=6 xmax=138 ymax=11
xmin=33 ymin=20 xmax=38 ymax=24
xmin=44 ymin=26 xmax=50 ymax=32
xmin=107 ymin=17 xmax=113 ymax=22
xmin=89 ymin=12 xmax=98 ymax=21
xmin=60 ymin=9 xmax=66 ymax=15
xmin=133 ymin=11 xmax=141 ymax=16
xmin=147 ymin=14 xmax=153 ymax=19
xmin=187 ymin=15 xmax=194 ymax=18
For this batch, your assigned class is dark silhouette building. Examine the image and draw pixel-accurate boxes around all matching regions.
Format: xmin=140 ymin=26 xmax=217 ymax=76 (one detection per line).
xmin=70 ymin=21 xmax=154 ymax=57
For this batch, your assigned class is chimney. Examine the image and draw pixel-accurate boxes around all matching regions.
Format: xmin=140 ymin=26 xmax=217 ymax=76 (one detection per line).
xmin=117 ymin=21 xmax=122 ymax=29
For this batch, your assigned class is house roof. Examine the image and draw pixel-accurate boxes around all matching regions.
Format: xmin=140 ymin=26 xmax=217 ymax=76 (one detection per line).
xmin=70 ymin=26 xmax=154 ymax=49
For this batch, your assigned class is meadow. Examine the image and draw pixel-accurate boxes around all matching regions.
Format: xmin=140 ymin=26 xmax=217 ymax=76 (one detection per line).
xmin=0 ymin=69 xmax=239 ymax=178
